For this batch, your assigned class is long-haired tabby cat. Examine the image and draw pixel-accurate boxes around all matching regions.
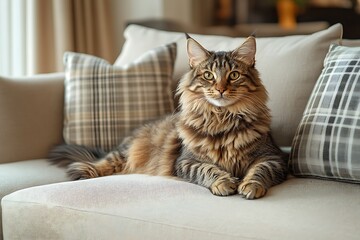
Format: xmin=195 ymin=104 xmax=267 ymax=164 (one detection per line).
xmin=49 ymin=35 xmax=288 ymax=199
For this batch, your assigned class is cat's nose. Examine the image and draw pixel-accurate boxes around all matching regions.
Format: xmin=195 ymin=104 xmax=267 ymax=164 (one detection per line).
xmin=215 ymin=84 xmax=226 ymax=95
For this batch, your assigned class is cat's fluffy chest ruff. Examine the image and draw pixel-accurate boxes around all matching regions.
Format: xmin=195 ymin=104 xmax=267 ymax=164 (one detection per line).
xmin=177 ymin=106 xmax=270 ymax=176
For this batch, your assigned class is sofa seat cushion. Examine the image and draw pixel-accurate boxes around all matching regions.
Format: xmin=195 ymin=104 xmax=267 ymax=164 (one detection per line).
xmin=0 ymin=159 xmax=68 ymax=200
xmin=2 ymin=175 xmax=359 ymax=240
xmin=0 ymin=159 xmax=69 ymax=238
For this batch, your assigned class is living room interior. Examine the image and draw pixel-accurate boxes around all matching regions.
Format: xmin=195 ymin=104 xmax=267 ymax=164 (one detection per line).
xmin=1 ymin=0 xmax=360 ymax=77
xmin=0 ymin=0 xmax=359 ymax=239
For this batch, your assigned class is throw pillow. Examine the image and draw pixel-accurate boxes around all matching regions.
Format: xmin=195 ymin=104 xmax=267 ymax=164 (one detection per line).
xmin=114 ymin=24 xmax=343 ymax=146
xmin=290 ymin=44 xmax=360 ymax=183
xmin=63 ymin=43 xmax=176 ymax=151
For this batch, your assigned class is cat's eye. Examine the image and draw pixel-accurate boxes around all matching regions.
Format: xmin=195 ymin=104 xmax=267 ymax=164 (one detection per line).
xmin=229 ymin=71 xmax=240 ymax=80
xmin=203 ymin=71 xmax=214 ymax=80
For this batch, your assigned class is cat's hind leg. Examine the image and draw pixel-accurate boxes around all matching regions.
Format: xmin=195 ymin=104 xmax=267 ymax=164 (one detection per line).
xmin=67 ymin=150 xmax=126 ymax=180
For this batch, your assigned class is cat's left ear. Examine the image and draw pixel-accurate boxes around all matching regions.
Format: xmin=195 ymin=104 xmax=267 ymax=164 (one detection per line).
xmin=186 ymin=33 xmax=210 ymax=68
xmin=231 ymin=36 xmax=256 ymax=67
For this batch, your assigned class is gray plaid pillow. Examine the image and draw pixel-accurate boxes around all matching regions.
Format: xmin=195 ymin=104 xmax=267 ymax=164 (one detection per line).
xmin=290 ymin=44 xmax=360 ymax=183
xmin=63 ymin=43 xmax=176 ymax=151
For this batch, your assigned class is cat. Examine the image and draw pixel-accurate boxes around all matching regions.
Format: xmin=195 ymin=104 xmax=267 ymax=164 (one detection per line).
xmin=49 ymin=34 xmax=288 ymax=199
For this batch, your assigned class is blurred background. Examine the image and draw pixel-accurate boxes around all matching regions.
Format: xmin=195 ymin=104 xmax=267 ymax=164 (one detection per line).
xmin=0 ymin=0 xmax=359 ymax=76
xmin=123 ymin=0 xmax=360 ymax=39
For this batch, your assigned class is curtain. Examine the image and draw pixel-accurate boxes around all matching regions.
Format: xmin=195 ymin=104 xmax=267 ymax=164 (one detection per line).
xmin=0 ymin=0 xmax=116 ymax=77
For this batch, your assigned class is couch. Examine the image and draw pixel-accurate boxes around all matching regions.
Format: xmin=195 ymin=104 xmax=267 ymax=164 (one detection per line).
xmin=1 ymin=23 xmax=360 ymax=240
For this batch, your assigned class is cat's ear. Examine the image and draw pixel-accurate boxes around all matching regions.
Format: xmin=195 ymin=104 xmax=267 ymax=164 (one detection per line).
xmin=231 ymin=36 xmax=256 ymax=66
xmin=186 ymin=33 xmax=210 ymax=68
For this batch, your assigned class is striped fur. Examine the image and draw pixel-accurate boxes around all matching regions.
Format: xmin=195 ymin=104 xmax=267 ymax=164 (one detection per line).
xmin=49 ymin=36 xmax=288 ymax=199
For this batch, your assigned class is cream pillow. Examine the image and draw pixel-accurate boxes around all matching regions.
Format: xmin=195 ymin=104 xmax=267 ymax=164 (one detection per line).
xmin=115 ymin=24 xmax=343 ymax=146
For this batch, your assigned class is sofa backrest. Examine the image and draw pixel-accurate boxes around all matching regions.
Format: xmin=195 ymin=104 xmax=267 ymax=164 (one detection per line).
xmin=0 ymin=73 xmax=65 ymax=163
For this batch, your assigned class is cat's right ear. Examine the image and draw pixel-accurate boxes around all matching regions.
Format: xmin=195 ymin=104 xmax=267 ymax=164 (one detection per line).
xmin=186 ymin=34 xmax=210 ymax=68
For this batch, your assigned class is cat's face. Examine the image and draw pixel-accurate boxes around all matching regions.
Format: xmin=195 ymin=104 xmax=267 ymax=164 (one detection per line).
xmin=182 ymin=36 xmax=264 ymax=108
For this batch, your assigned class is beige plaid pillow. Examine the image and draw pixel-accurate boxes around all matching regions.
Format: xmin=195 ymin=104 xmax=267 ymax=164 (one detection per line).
xmin=63 ymin=43 xmax=176 ymax=151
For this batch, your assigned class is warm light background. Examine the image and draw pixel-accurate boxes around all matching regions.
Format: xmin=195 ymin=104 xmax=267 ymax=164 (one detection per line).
xmin=0 ymin=0 xmax=359 ymax=76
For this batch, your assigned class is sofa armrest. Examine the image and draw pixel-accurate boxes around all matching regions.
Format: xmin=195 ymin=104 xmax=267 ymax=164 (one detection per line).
xmin=0 ymin=73 xmax=65 ymax=163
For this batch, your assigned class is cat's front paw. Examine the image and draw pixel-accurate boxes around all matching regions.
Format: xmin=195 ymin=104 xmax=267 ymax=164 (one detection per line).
xmin=210 ymin=177 xmax=238 ymax=196
xmin=67 ymin=162 xmax=99 ymax=180
xmin=238 ymin=180 xmax=267 ymax=200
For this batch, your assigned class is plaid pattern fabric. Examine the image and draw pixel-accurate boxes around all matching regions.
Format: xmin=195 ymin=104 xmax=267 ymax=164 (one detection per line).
xmin=63 ymin=43 xmax=176 ymax=151
xmin=290 ymin=44 xmax=360 ymax=183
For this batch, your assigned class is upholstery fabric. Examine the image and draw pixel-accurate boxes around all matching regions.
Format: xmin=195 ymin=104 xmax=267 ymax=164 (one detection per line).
xmin=0 ymin=73 xmax=65 ymax=163
xmin=63 ymin=43 xmax=176 ymax=151
xmin=342 ymin=39 xmax=360 ymax=47
xmin=0 ymin=159 xmax=68 ymax=239
xmin=290 ymin=44 xmax=360 ymax=183
xmin=2 ymin=174 xmax=360 ymax=240
xmin=114 ymin=24 xmax=343 ymax=146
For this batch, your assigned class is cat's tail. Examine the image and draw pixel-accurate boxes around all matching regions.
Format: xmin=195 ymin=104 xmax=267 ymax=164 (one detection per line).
xmin=48 ymin=144 xmax=106 ymax=167
xmin=49 ymin=144 xmax=127 ymax=180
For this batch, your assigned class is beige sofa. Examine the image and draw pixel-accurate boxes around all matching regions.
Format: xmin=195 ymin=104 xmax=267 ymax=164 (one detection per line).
xmin=1 ymin=24 xmax=360 ymax=240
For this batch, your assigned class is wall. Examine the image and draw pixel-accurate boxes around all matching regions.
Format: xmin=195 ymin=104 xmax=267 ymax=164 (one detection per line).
xmin=163 ymin=0 xmax=194 ymax=26
xmin=111 ymin=0 xmax=205 ymax=58
xmin=111 ymin=0 xmax=164 ymax=58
